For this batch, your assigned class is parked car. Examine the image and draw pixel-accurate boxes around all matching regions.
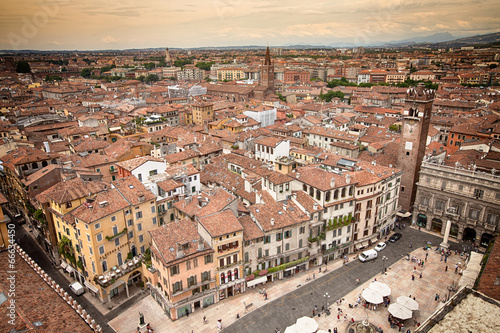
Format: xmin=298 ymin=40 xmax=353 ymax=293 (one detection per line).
xmin=388 ymin=232 xmax=402 ymax=243
xmin=358 ymin=249 xmax=378 ymax=262
xmin=374 ymin=242 xmax=387 ymax=252
xmin=69 ymin=281 xmax=85 ymax=296
xmin=14 ymin=214 xmax=25 ymax=225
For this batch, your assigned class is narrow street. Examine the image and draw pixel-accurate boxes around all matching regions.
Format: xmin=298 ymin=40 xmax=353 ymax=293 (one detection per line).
xmin=13 ymin=221 xmax=115 ymax=333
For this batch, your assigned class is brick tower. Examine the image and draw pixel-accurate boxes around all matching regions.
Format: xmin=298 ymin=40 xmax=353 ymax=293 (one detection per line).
xmin=260 ymin=46 xmax=274 ymax=91
xmin=397 ymin=84 xmax=435 ymax=212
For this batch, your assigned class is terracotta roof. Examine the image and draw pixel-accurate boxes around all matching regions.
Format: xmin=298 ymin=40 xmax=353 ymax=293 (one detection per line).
xmin=40 ymin=178 xmax=109 ymax=204
xmin=149 ymin=219 xmax=213 ymax=267
xmin=70 ymin=188 xmax=129 ymax=224
xmin=116 ymin=156 xmax=165 ymax=172
xmin=238 ymin=215 xmax=264 ymax=241
xmin=111 ymin=176 xmax=156 ymax=206
xmin=198 ymin=210 xmax=243 ymax=237
xmin=0 ymin=250 xmax=94 ymax=333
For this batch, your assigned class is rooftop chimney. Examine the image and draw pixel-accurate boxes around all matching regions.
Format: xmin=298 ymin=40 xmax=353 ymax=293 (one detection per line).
xmin=270 ymin=218 xmax=275 ymax=226
xmin=346 ymin=174 xmax=351 ymax=184
xmin=176 ymin=243 xmax=184 ymax=259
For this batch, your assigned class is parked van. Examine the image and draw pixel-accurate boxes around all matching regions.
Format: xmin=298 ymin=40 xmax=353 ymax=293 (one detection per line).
xmin=69 ymin=282 xmax=85 ymax=296
xmin=358 ymin=249 xmax=378 ymax=262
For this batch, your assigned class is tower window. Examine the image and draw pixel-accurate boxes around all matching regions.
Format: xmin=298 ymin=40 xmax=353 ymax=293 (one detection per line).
xmin=401 ymin=186 xmax=405 ymax=192
xmin=406 ymin=152 xmax=410 ymax=156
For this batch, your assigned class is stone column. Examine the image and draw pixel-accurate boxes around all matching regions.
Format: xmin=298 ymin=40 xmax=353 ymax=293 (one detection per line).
xmin=440 ymin=219 xmax=452 ymax=248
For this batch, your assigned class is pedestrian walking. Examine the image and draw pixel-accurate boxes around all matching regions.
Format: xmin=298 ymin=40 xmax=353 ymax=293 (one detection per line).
xmin=264 ymin=293 xmax=268 ymax=300
xmin=334 ymin=328 xmax=338 ymax=333
xmin=411 ymin=274 xmax=415 ymax=281
xmin=435 ymin=294 xmax=439 ymax=301
xmin=444 ymin=256 xmax=447 ymax=263
xmin=344 ymin=314 xmax=348 ymax=321
xmin=445 ymin=265 xmax=448 ymax=272
xmin=419 ymin=272 xmax=422 ymax=279
xmin=313 ymin=273 xmax=315 ymax=279
xmin=440 ymin=254 xmax=443 ymax=261
xmin=425 ymin=253 xmax=428 ymax=260
xmin=313 ymin=309 xmax=316 ymax=317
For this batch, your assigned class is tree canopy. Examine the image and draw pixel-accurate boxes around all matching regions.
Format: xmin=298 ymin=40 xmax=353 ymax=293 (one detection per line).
xmin=16 ymin=61 xmax=31 ymax=73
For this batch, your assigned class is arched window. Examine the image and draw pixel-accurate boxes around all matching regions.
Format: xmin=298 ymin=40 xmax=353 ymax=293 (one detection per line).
xmin=349 ymin=186 xmax=354 ymax=196
xmin=341 ymin=188 xmax=346 ymax=198
xmin=170 ymin=213 xmax=174 ymax=221
xmin=227 ymin=270 xmax=232 ymax=282
xmin=325 ymin=191 xmax=331 ymax=202
xmin=309 ymin=187 xmax=314 ymax=197
xmin=220 ymin=272 xmax=225 ymax=284
xmin=299 ymin=239 xmax=303 ymax=248
xmin=303 ymin=184 xmax=307 ymax=192
xmin=316 ymin=189 xmax=321 ymax=200
xmin=31 ymin=162 xmax=38 ymax=169
xmin=244 ymin=252 xmax=249 ymax=262
xmin=334 ymin=190 xmax=339 ymax=200
xmin=234 ymin=268 xmax=239 ymax=279
xmin=41 ymin=160 xmax=48 ymax=167
xmin=258 ymin=248 xmax=262 ymax=258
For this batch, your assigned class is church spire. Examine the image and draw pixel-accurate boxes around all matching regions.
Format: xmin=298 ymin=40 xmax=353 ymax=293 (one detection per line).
xmin=265 ymin=46 xmax=271 ymax=65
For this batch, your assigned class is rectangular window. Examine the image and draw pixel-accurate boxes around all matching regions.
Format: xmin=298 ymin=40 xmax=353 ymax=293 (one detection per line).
xmin=473 ymin=189 xmax=484 ymax=199
xmin=152 ymin=217 xmax=157 ymax=225
xmin=88 ymin=246 xmax=93 ymax=255
xmin=141 ymin=246 xmax=145 ymax=254
xmin=264 ymin=236 xmax=271 ymax=244
xmin=86 ymin=234 xmax=91 ymax=242
xmin=95 ymin=223 xmax=100 ymax=230
xmin=128 ymin=231 xmax=134 ymax=239
xmin=115 ymin=238 xmax=120 ymax=247
xmin=285 ymin=230 xmax=292 ymax=238
xmin=99 ymin=245 xmax=105 ymax=255
xmin=96 ymin=233 xmax=102 ymax=242
xmin=170 ymin=265 xmax=179 ymax=275
xmin=151 ymin=205 xmax=156 ymax=213
xmin=136 ymin=211 xmax=143 ymax=219
xmin=186 ymin=260 xmax=191 ymax=270
xmin=204 ymin=254 xmax=213 ymax=264
xmin=276 ymin=233 xmax=282 ymax=241
xmin=127 ymin=219 xmax=133 ymax=227
xmin=111 ymin=215 xmax=116 ymax=222
xmin=139 ymin=234 xmax=144 ymax=243
xmin=469 ymin=209 xmax=480 ymax=220
xmin=277 ymin=246 xmax=281 ymax=254
xmin=193 ymin=258 xmax=198 ymax=267
xmin=112 ymin=225 xmax=118 ymax=235
xmin=137 ymin=223 xmax=142 ymax=231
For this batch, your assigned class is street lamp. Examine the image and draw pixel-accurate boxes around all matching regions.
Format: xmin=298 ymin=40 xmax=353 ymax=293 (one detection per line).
xmin=382 ymin=256 xmax=388 ymax=274
xmin=324 ymin=292 xmax=330 ymax=311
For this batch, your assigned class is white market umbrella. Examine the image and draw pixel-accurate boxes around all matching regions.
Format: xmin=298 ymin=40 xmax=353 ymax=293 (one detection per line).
xmin=284 ymin=324 xmax=297 ymax=333
xmin=396 ymin=296 xmax=419 ymax=311
xmin=388 ymin=303 xmax=413 ymax=320
xmin=369 ymin=281 xmax=391 ymax=297
xmin=296 ymin=316 xmax=319 ymax=332
xmin=362 ymin=288 xmax=384 ymax=304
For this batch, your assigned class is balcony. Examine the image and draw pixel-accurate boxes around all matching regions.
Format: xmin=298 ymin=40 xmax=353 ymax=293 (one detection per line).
xmin=217 ymin=260 xmax=243 ymax=271
xmin=484 ymin=223 xmax=497 ymax=232
xmin=95 ymin=256 xmax=142 ymax=287
xmin=433 ymin=209 xmax=443 ymax=217
xmin=109 ymin=167 xmax=117 ymax=173
xmin=466 ymin=218 xmax=477 ymax=227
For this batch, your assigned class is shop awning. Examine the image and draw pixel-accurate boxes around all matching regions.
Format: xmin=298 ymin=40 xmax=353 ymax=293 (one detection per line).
xmin=246 ymin=276 xmax=267 ymax=287
xmin=60 ymin=261 xmax=68 ymax=269
xmin=84 ymin=280 xmax=99 ymax=293
xmin=65 ymin=265 xmax=74 ymax=273
xmin=396 ymin=211 xmax=412 ymax=218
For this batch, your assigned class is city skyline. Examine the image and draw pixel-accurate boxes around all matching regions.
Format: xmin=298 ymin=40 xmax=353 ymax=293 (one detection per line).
xmin=1 ymin=0 xmax=500 ymax=51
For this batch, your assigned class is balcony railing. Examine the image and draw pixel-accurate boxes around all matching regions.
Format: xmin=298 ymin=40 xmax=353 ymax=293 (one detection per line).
xmin=95 ymin=256 xmax=142 ymax=287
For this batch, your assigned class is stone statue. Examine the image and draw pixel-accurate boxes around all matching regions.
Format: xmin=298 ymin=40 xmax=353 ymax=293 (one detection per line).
xmin=139 ymin=312 xmax=145 ymax=326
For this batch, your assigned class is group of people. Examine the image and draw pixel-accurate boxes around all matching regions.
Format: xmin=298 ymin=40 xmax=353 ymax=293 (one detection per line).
xmin=136 ymin=324 xmax=154 ymax=333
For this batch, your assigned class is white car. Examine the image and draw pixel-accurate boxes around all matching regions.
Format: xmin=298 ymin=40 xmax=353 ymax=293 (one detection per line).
xmin=374 ymin=242 xmax=387 ymax=252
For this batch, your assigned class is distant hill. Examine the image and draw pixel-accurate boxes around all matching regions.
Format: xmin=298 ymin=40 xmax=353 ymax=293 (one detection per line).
xmin=383 ymin=32 xmax=455 ymax=46
xmin=395 ymin=32 xmax=500 ymax=49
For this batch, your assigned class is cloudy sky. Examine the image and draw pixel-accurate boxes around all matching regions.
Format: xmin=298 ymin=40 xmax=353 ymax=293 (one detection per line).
xmin=1 ymin=0 xmax=499 ymax=50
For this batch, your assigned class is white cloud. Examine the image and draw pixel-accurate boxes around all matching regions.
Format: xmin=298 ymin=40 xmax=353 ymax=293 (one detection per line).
xmin=102 ymin=35 xmax=118 ymax=43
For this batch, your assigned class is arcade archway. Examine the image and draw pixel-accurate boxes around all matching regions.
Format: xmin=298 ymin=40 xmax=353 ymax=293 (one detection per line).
xmin=430 ymin=218 xmax=443 ymax=233
xmin=417 ymin=214 xmax=427 ymax=228
xmin=462 ymin=227 xmax=476 ymax=242
xmin=480 ymin=233 xmax=493 ymax=247
xmin=450 ymin=223 xmax=459 ymax=239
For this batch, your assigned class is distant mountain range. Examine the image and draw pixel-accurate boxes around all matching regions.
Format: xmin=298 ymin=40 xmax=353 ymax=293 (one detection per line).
xmin=2 ymin=31 xmax=499 ymax=53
